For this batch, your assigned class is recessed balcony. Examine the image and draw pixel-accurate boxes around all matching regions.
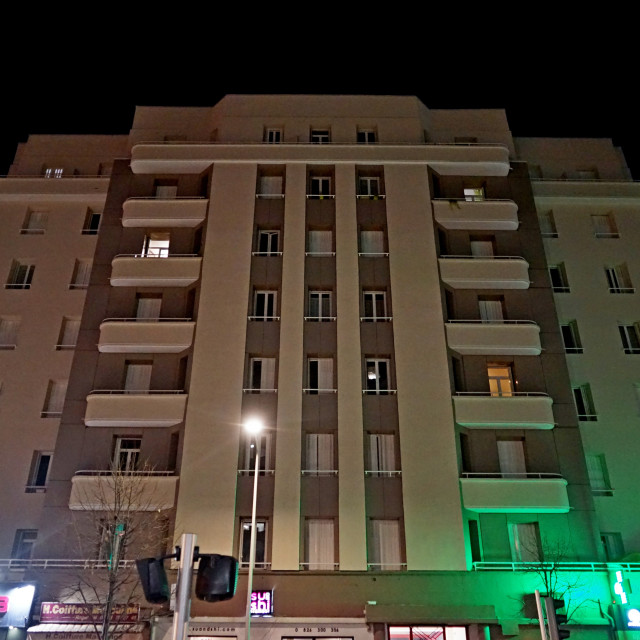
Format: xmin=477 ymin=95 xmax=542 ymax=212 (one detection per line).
xmin=438 ymin=256 xmax=530 ymax=289
xmin=122 ymin=197 xmax=208 ymax=227
xmin=84 ymin=391 xmax=187 ymax=427
xmin=453 ymin=392 xmax=554 ymax=429
xmin=110 ymin=255 xmax=202 ymax=287
xmin=460 ymin=474 xmax=569 ymax=513
xmin=433 ymin=199 xmax=519 ymax=230
xmin=98 ymin=319 xmax=195 ymax=353
xmin=69 ymin=470 xmax=178 ymax=510
xmin=445 ymin=320 xmax=541 ymax=356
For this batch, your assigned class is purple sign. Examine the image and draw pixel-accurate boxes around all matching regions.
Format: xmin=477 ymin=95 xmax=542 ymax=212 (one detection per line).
xmin=40 ymin=603 xmax=139 ymax=624
xmin=250 ymin=590 xmax=273 ymax=616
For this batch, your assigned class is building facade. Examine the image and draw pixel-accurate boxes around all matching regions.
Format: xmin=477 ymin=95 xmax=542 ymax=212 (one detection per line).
xmin=1 ymin=95 xmax=639 ymax=640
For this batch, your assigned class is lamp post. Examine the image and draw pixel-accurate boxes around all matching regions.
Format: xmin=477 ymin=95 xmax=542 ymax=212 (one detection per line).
xmin=244 ymin=418 xmax=264 ymax=640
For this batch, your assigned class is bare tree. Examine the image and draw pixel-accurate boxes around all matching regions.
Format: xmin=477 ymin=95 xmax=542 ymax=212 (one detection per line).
xmin=57 ymin=462 xmax=172 ymax=640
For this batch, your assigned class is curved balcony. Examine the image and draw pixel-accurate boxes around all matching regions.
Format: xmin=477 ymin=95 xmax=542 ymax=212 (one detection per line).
xmin=84 ymin=390 xmax=187 ymax=427
xmin=438 ymin=256 xmax=530 ymax=289
xmin=69 ymin=470 xmax=178 ymax=510
xmin=453 ymin=392 xmax=554 ymax=429
xmin=98 ymin=318 xmax=195 ymax=353
xmin=122 ymin=197 xmax=208 ymax=227
xmin=445 ymin=320 xmax=541 ymax=355
xmin=433 ymin=198 xmax=519 ymax=230
xmin=460 ymin=473 xmax=569 ymax=513
xmin=110 ymin=254 xmax=202 ymax=287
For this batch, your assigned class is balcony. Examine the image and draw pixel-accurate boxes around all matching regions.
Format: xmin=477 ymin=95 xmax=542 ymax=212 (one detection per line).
xmin=98 ymin=319 xmax=195 ymax=353
xmin=84 ymin=391 xmax=187 ymax=427
xmin=445 ymin=320 xmax=541 ymax=356
xmin=69 ymin=470 xmax=178 ymax=510
xmin=460 ymin=474 xmax=569 ymax=513
xmin=433 ymin=199 xmax=519 ymax=230
xmin=438 ymin=256 xmax=530 ymax=289
xmin=453 ymin=392 xmax=554 ymax=429
xmin=122 ymin=197 xmax=208 ymax=227
xmin=110 ymin=255 xmax=202 ymax=287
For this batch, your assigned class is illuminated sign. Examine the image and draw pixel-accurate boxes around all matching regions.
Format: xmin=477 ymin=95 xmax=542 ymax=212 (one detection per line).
xmin=614 ymin=570 xmax=630 ymax=604
xmin=40 ymin=602 xmax=139 ymax=624
xmin=610 ymin=604 xmax=640 ymax=631
xmin=250 ymin=590 xmax=273 ymax=617
xmin=0 ymin=583 xmax=36 ymax=629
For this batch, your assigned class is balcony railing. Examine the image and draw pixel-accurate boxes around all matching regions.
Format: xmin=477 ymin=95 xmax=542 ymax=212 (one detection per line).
xmin=0 ymin=558 xmax=137 ymax=570
xmin=461 ymin=471 xmax=563 ymax=480
xmin=473 ymin=561 xmax=640 ymax=572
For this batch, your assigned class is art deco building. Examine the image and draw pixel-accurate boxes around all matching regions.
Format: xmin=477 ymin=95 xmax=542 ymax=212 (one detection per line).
xmin=1 ymin=95 xmax=639 ymax=640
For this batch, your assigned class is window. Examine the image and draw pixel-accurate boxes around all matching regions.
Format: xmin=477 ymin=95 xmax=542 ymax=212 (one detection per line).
xmin=154 ymin=183 xmax=178 ymax=198
xmin=509 ymin=522 xmax=541 ymax=562
xmin=620 ymin=324 xmax=640 ymax=354
xmin=97 ymin=519 xmax=127 ymax=563
xmin=248 ymin=357 xmax=276 ymax=392
xmin=240 ymin=520 xmax=267 ymax=567
xmin=601 ymin=532 xmax=624 ymax=561
xmin=497 ymin=438 xmax=527 ymax=478
xmin=577 ymin=167 xmax=599 ymax=180
xmin=363 ymin=291 xmax=388 ymax=321
xmin=586 ymin=454 xmax=613 ymax=495
xmin=478 ymin=296 xmax=504 ymax=322
xmin=257 ymin=175 xmax=284 ymax=197
xmin=21 ymin=209 xmax=47 ymax=234
xmin=310 ymin=129 xmax=330 ymax=144
xmin=368 ymin=434 xmax=397 ymax=476
xmin=470 ymin=236 xmax=494 ymax=257
xmin=309 ymin=176 xmax=332 ymax=198
xmin=455 ymin=136 xmax=478 ymax=144
xmin=468 ymin=520 xmax=483 ymax=564
xmin=573 ymin=383 xmax=597 ymax=421
xmin=6 ymin=260 xmax=35 ymax=289
xmin=113 ymin=437 xmax=141 ymax=472
xmin=44 ymin=167 xmax=63 ymax=178
xmin=26 ymin=451 xmax=52 ymax=493
xmin=549 ymin=264 xmax=570 ymax=292
xmin=41 ymin=379 xmax=68 ymax=417
xmin=539 ymin=210 xmax=558 ymax=237
xmin=487 ymin=364 xmax=514 ymax=397
xmin=389 ymin=626 xmax=467 ymax=640
xmin=70 ymin=259 xmax=92 ymax=289
xmin=57 ymin=317 xmax=80 ymax=350
xmin=606 ymin=264 xmax=634 ymax=293
xmin=142 ymin=232 xmax=170 ymax=257
xmin=307 ymin=230 xmax=333 ymax=255
xmin=305 ymin=433 xmax=335 ymax=475
xmin=463 ymin=187 xmax=485 ymax=201
xmin=365 ymin=358 xmax=392 ymax=394
xmin=0 ymin=317 xmax=19 ymax=349
xmin=253 ymin=291 xmax=278 ymax=320
xmin=255 ymin=230 xmax=280 ymax=256
xmin=357 ymin=129 xmax=377 ymax=144
xmin=82 ymin=209 xmax=102 ymax=235
xmin=264 ymin=127 xmax=282 ymax=143
xmin=136 ymin=295 xmax=162 ymax=320
xmin=305 ymin=519 xmax=335 ymax=570
xmin=369 ymin=519 xmax=402 ymax=570
xmin=561 ymin=321 xmax=583 ymax=353
xmin=11 ymin=529 xmax=37 ymax=560
xmin=307 ymin=358 xmax=334 ymax=393
xmin=360 ymin=230 xmax=386 ymax=255
xmin=242 ymin=433 xmax=272 ymax=474
xmin=592 ymin=213 xmax=618 ymax=238
xmin=124 ymin=361 xmax=152 ymax=392
xmin=358 ymin=176 xmax=381 ymax=197
xmin=308 ymin=291 xmax=333 ymax=321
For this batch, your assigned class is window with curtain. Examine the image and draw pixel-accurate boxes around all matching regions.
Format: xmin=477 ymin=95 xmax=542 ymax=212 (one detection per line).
xmin=57 ymin=317 xmax=80 ymax=349
xmin=249 ymin=358 xmax=276 ymax=391
xmin=307 ymin=358 xmax=334 ymax=393
xmin=136 ymin=296 xmax=162 ymax=320
xmin=368 ymin=433 xmax=396 ymax=475
xmin=21 ymin=210 xmax=47 ymax=234
xmin=497 ymin=438 xmax=527 ymax=478
xmin=478 ymin=297 xmax=504 ymax=322
xmin=509 ymin=522 xmax=541 ymax=562
xmin=258 ymin=176 xmax=283 ymax=196
xmin=124 ymin=362 xmax=152 ymax=392
xmin=592 ymin=213 xmax=618 ymax=238
xmin=305 ymin=519 xmax=335 ymax=570
xmin=70 ymin=260 xmax=92 ymax=289
xmin=41 ymin=379 xmax=68 ymax=417
xmin=0 ymin=317 xmax=20 ymax=348
xmin=586 ymin=454 xmax=612 ymax=494
xmin=369 ymin=519 xmax=402 ymax=570
xmin=470 ymin=237 xmax=494 ymax=257
xmin=308 ymin=230 xmax=333 ymax=254
xmin=305 ymin=433 xmax=334 ymax=474
xmin=360 ymin=230 xmax=385 ymax=254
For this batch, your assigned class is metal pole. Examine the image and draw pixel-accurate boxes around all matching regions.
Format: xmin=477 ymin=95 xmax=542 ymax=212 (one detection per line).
xmin=244 ymin=435 xmax=261 ymax=640
xmin=173 ymin=533 xmax=196 ymax=640
xmin=535 ymin=590 xmax=548 ymax=640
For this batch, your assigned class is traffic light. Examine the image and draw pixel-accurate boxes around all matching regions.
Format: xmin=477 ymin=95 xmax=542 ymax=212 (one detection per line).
xmin=136 ymin=557 xmax=170 ymax=604
xmin=545 ymin=596 xmax=570 ymax=640
xmin=195 ymin=554 xmax=239 ymax=602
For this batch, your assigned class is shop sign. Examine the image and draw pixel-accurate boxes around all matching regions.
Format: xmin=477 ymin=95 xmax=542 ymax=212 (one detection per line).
xmin=250 ymin=590 xmax=273 ymax=617
xmin=0 ymin=583 xmax=36 ymax=629
xmin=40 ymin=603 xmax=139 ymax=624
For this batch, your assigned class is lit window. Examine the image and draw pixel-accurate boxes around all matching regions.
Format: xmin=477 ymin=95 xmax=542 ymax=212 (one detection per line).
xmin=142 ymin=232 xmax=170 ymax=258
xmin=365 ymin=358 xmax=392 ymax=394
xmin=6 ymin=260 xmax=35 ymax=289
xmin=464 ymin=187 xmax=485 ymax=201
xmin=487 ymin=364 xmax=514 ymax=397
xmin=44 ymin=167 xmax=63 ymax=178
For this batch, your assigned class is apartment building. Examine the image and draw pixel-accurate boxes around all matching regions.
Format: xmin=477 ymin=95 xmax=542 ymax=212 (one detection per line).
xmin=0 ymin=95 xmax=637 ymax=640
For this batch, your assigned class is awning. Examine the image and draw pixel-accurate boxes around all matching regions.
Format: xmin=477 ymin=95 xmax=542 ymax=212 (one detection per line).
xmin=27 ymin=623 xmax=146 ymax=640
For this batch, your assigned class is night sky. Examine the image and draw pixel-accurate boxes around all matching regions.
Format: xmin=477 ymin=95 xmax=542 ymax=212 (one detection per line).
xmin=1 ymin=20 xmax=636 ymax=178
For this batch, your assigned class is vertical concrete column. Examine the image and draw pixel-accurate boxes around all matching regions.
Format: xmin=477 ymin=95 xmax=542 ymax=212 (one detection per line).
xmin=174 ymin=164 xmax=256 ymax=554
xmin=271 ymin=164 xmax=306 ymax=569
xmin=384 ymin=164 xmax=467 ymax=570
xmin=335 ymin=164 xmax=368 ymax=570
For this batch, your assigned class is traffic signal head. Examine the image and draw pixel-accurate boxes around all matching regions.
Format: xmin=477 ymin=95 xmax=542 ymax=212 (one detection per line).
xmin=545 ymin=596 xmax=570 ymax=640
xmin=195 ymin=554 xmax=239 ymax=602
xmin=136 ymin=557 xmax=170 ymax=604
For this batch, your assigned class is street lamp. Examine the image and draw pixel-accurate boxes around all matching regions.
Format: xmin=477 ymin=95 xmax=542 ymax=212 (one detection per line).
xmin=243 ymin=418 xmax=264 ymax=640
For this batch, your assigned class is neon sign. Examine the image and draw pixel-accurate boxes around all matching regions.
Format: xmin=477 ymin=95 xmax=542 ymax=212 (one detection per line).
xmin=250 ymin=590 xmax=273 ymax=617
xmin=614 ymin=570 xmax=630 ymax=605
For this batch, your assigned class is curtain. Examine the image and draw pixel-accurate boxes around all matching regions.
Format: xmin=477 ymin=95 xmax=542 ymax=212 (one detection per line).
xmin=497 ymin=439 xmax=527 ymax=477
xmin=479 ymin=300 xmax=503 ymax=322
xmin=306 ymin=519 xmax=335 ymax=570
xmin=259 ymin=176 xmax=283 ymax=195
xmin=371 ymin=519 xmax=401 ymax=569
xmin=46 ymin=380 xmax=68 ymax=414
xmin=136 ymin=297 xmax=162 ymax=319
xmin=60 ymin=318 xmax=80 ymax=346
xmin=470 ymin=240 xmax=493 ymax=257
xmin=360 ymin=230 xmax=384 ymax=254
xmin=124 ymin=363 xmax=152 ymax=391
xmin=0 ymin=319 xmax=19 ymax=345
xmin=309 ymin=230 xmax=333 ymax=253
xmin=306 ymin=434 xmax=334 ymax=472
xmin=369 ymin=434 xmax=395 ymax=473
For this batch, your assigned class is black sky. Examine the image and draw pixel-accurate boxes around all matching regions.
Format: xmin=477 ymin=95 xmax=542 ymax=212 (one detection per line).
xmin=1 ymin=17 xmax=637 ymax=178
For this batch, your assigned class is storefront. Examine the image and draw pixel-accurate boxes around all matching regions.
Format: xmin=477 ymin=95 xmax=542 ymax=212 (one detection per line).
xmin=0 ymin=583 xmax=37 ymax=640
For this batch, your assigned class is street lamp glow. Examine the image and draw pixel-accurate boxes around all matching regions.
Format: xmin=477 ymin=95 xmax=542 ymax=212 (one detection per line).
xmin=244 ymin=418 xmax=264 ymax=435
